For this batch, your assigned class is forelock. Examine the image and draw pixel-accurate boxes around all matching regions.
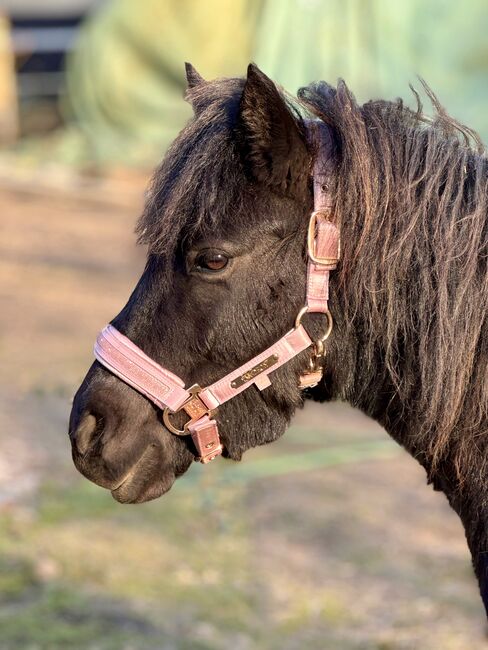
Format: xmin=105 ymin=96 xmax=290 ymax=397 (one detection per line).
xmin=136 ymin=77 xmax=247 ymax=261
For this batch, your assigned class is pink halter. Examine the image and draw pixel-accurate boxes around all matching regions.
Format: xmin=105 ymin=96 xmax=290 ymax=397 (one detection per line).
xmin=94 ymin=122 xmax=340 ymax=463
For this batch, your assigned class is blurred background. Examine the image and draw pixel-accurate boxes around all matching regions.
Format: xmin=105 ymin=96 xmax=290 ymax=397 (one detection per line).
xmin=0 ymin=1 xmax=487 ymax=648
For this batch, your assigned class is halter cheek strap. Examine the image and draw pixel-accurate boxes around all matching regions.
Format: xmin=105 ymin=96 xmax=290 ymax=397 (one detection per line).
xmin=93 ymin=121 xmax=340 ymax=463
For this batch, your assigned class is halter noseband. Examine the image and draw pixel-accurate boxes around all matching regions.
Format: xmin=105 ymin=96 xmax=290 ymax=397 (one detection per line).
xmin=93 ymin=122 xmax=340 ymax=463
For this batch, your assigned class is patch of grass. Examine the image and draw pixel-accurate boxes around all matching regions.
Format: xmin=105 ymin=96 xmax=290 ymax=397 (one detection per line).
xmin=37 ymin=480 xmax=117 ymax=524
xmin=0 ymin=477 xmax=260 ymax=646
xmin=0 ymin=555 xmax=38 ymax=601
xmin=0 ymin=583 xmax=171 ymax=650
xmin=0 ymin=435 xmax=481 ymax=649
xmin=30 ymin=382 xmax=72 ymax=399
xmin=272 ymin=582 xmax=350 ymax=634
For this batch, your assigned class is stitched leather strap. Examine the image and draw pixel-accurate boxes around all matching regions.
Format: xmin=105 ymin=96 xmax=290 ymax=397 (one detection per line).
xmin=94 ymin=325 xmax=189 ymax=411
xmin=200 ymin=326 xmax=312 ymax=410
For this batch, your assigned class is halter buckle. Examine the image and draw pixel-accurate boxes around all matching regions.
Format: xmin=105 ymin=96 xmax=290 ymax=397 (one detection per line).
xmin=162 ymin=385 xmax=218 ymax=436
xmin=307 ymin=211 xmax=340 ymax=266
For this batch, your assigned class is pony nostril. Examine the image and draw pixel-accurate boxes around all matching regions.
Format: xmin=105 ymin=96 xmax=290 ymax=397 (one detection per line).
xmin=73 ymin=413 xmax=98 ymax=455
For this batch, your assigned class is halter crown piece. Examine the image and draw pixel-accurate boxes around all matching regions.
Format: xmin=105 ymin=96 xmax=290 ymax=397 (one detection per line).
xmin=94 ymin=122 xmax=340 ymax=463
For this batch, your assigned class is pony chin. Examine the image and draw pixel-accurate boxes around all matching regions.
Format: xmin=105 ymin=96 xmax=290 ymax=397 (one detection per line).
xmin=109 ymin=440 xmax=196 ymax=504
xmin=111 ymin=471 xmax=176 ymax=504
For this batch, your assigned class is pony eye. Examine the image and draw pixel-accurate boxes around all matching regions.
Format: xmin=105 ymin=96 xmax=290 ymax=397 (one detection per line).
xmin=194 ymin=251 xmax=229 ymax=272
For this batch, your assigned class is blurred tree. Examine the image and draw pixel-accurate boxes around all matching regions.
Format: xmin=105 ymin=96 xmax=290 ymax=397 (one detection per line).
xmin=0 ymin=12 xmax=18 ymax=142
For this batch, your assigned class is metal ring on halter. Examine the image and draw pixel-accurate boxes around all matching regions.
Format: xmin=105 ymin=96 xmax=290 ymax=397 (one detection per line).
xmin=163 ymin=384 xmax=217 ymax=436
xmin=295 ymin=306 xmax=333 ymax=343
xmin=162 ymin=408 xmax=189 ymax=436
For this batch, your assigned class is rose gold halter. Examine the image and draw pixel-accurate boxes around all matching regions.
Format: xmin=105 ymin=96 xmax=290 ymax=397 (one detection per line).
xmin=94 ymin=122 xmax=340 ymax=463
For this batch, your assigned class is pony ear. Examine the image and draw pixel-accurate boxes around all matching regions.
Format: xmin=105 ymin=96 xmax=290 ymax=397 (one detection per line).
xmin=185 ymin=62 xmax=205 ymax=89
xmin=237 ymin=63 xmax=308 ymax=194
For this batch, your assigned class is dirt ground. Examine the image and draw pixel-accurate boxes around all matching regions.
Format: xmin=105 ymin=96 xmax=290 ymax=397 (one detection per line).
xmin=0 ymin=181 xmax=486 ymax=649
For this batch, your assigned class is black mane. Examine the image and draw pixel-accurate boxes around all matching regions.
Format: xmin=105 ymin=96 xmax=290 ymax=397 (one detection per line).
xmin=300 ymin=80 xmax=488 ymax=481
xmin=137 ymin=78 xmax=245 ymax=263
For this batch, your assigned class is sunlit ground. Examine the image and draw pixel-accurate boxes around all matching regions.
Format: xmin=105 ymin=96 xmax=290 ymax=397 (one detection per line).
xmin=0 ymin=184 xmax=485 ymax=649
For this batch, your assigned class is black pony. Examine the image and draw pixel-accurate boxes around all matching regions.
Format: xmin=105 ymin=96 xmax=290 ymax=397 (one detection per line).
xmin=69 ymin=63 xmax=488 ymax=615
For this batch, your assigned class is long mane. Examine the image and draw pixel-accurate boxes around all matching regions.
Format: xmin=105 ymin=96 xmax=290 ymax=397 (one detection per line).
xmin=299 ymin=81 xmax=488 ymax=483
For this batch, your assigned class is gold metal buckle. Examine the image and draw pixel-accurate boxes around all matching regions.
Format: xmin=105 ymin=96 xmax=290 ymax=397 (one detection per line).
xmin=162 ymin=384 xmax=217 ymax=436
xmin=307 ymin=210 xmax=340 ymax=265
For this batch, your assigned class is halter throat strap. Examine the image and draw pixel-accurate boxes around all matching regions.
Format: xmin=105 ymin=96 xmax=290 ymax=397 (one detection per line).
xmin=93 ymin=121 xmax=339 ymax=463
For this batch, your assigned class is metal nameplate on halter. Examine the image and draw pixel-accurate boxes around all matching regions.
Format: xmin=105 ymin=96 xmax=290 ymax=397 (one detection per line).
xmin=230 ymin=354 xmax=279 ymax=389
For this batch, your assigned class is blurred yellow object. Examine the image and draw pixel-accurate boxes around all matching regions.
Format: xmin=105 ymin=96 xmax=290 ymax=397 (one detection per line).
xmin=0 ymin=12 xmax=17 ymax=143
xmin=64 ymin=0 xmax=262 ymax=164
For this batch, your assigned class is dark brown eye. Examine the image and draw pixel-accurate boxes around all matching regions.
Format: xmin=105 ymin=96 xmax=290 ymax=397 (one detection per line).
xmin=194 ymin=251 xmax=229 ymax=272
